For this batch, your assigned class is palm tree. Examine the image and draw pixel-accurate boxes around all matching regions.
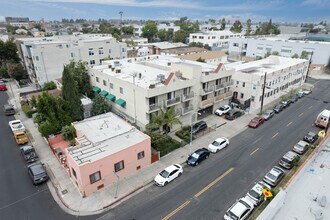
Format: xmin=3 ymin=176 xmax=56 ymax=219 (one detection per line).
xmin=146 ymin=107 xmax=182 ymax=133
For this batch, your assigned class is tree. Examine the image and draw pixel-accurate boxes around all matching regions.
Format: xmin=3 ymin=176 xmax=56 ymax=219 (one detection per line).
xmin=173 ymin=29 xmax=187 ymax=43
xmin=62 ymin=64 xmax=84 ymax=121
xmin=271 ymin=51 xmax=279 ymax=56
xmin=142 ymin=21 xmax=158 ymax=42
xmin=121 ymin=25 xmax=134 ymax=35
xmin=157 ymin=29 xmax=168 ymax=42
xmin=254 ymin=20 xmax=280 ymax=35
xmin=99 ymin=22 xmax=112 ymax=34
xmin=300 ymin=51 xmax=309 ymax=60
xmin=0 ymin=40 xmax=20 ymax=66
xmin=0 ymin=66 xmax=9 ymax=78
xmin=196 ymin=57 xmax=206 ymax=63
xmin=91 ymin=94 xmax=111 ymax=115
xmin=69 ymin=61 xmax=92 ymax=97
xmin=230 ymin=20 xmax=243 ymax=33
xmin=148 ymin=107 xmax=182 ymax=133
xmin=30 ymin=95 xmax=37 ymax=108
xmin=43 ymin=81 xmax=57 ymax=91
xmin=6 ymin=61 xmax=26 ymax=80
xmin=220 ymin=18 xmax=226 ymax=30
xmin=61 ymin=125 xmax=76 ymax=141
xmin=292 ymin=53 xmax=299 ymax=58
xmin=246 ymin=19 xmax=252 ymax=36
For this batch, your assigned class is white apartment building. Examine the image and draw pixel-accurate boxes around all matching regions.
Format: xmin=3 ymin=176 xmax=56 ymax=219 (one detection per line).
xmin=5 ymin=17 xmax=29 ymax=29
xmin=18 ymin=34 xmax=127 ymax=87
xmin=227 ymin=56 xmax=309 ymax=113
xmin=89 ymin=55 xmax=234 ymax=130
xmin=133 ymin=23 xmax=180 ymax=38
xmin=189 ymin=30 xmax=243 ymax=49
xmin=229 ymin=36 xmax=330 ymax=65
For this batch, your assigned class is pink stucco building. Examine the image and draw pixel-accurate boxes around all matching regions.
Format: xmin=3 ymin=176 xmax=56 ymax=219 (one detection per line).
xmin=66 ymin=112 xmax=151 ymax=197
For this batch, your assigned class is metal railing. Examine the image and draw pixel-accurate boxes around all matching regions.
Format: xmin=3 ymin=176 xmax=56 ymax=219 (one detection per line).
xmin=182 ymin=105 xmax=194 ymax=114
xmin=182 ymin=92 xmax=194 ymax=102
xmin=166 ymin=96 xmax=181 ymax=106
xmin=148 ymin=103 xmax=161 ymax=112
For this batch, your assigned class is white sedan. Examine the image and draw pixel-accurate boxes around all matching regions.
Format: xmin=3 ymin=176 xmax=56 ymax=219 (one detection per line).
xmin=208 ymin=137 xmax=229 ymax=153
xmin=154 ymin=164 xmax=183 ymax=186
xmin=215 ymin=105 xmax=231 ymax=116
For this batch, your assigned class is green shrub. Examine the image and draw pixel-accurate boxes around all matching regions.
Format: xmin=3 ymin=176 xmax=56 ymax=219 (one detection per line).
xmin=175 ymin=126 xmax=194 ymax=142
xmin=146 ymin=131 xmax=182 ymax=157
xmin=21 ymin=102 xmax=37 ymax=118
xmin=43 ymin=81 xmax=57 ymax=91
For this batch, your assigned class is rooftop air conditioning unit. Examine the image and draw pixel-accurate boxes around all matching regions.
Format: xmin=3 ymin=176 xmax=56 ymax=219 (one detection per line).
xmin=108 ymin=64 xmax=112 ymax=68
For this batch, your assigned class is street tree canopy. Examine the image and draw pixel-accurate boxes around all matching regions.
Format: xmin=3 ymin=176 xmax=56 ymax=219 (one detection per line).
xmin=142 ymin=21 xmax=158 ymax=42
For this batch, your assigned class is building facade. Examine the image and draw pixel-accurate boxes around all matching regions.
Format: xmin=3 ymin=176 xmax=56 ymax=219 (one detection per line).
xmin=17 ymin=34 xmax=127 ymax=87
xmin=89 ymin=55 xmax=234 ymax=130
xmin=227 ymin=56 xmax=309 ymax=113
xmin=66 ymin=112 xmax=151 ymax=197
xmin=5 ymin=17 xmax=29 ymax=29
xmin=228 ymin=36 xmax=330 ymax=65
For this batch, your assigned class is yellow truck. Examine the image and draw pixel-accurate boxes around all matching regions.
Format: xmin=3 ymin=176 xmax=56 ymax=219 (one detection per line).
xmin=9 ymin=120 xmax=28 ymax=145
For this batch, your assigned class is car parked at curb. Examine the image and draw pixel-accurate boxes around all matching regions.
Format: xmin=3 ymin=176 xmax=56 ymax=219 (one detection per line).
xmin=215 ymin=105 xmax=231 ymax=116
xmin=296 ymin=91 xmax=304 ymax=98
xmin=273 ymin=104 xmax=284 ymax=113
xmin=191 ymin=121 xmax=207 ymax=135
xmin=263 ymin=166 xmax=285 ymax=187
xmin=281 ymin=100 xmax=290 ymax=108
xmin=225 ymin=109 xmax=243 ymax=120
xmin=292 ymin=140 xmax=310 ymax=154
xmin=0 ymin=83 xmax=7 ymax=91
xmin=27 ymin=162 xmax=49 ymax=185
xmin=303 ymin=131 xmax=318 ymax=143
xmin=224 ymin=197 xmax=254 ymax=220
xmin=20 ymin=145 xmax=39 ymax=163
xmin=186 ymin=148 xmax=210 ymax=166
xmin=246 ymin=181 xmax=271 ymax=206
xmin=248 ymin=116 xmax=265 ymax=128
xmin=279 ymin=150 xmax=300 ymax=169
xmin=208 ymin=137 xmax=229 ymax=153
xmin=261 ymin=110 xmax=275 ymax=120
xmin=154 ymin=164 xmax=183 ymax=186
xmin=290 ymin=95 xmax=299 ymax=103
xmin=302 ymin=89 xmax=312 ymax=95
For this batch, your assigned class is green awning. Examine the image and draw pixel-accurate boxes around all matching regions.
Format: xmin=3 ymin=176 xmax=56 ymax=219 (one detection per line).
xmin=115 ymin=98 xmax=126 ymax=107
xmin=99 ymin=90 xmax=109 ymax=97
xmin=92 ymin=86 xmax=101 ymax=93
xmin=105 ymin=94 xmax=116 ymax=101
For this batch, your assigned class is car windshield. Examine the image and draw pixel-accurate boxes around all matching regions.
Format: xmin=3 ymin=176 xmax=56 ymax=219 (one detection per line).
xmin=35 ymin=173 xmax=46 ymax=179
xmin=295 ymin=144 xmax=304 ymax=149
xmin=248 ymin=189 xmax=260 ymax=200
xmin=191 ymin=153 xmax=199 ymax=159
xmin=212 ymin=141 xmax=220 ymax=146
xmin=192 ymin=124 xmax=200 ymax=130
xmin=266 ymin=172 xmax=277 ymax=180
xmin=281 ymin=157 xmax=291 ymax=164
xmin=219 ymin=107 xmax=225 ymax=111
xmin=159 ymin=170 xmax=169 ymax=178
xmin=251 ymin=118 xmax=259 ymax=122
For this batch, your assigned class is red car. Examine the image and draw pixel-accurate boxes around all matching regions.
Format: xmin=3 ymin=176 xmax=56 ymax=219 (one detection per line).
xmin=0 ymin=83 xmax=7 ymax=91
xmin=248 ymin=116 xmax=265 ymax=128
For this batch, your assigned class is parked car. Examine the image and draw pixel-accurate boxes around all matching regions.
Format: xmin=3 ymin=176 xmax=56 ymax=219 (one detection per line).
xmin=186 ymin=148 xmax=210 ymax=166
xmin=296 ymin=91 xmax=304 ymax=98
xmin=27 ymin=162 xmax=49 ymax=185
xmin=224 ymin=197 xmax=254 ymax=220
xmin=20 ymin=145 xmax=39 ymax=163
xmin=303 ymin=131 xmax=318 ymax=143
xmin=281 ymin=100 xmax=290 ymax=108
xmin=302 ymin=89 xmax=312 ymax=95
xmin=261 ymin=110 xmax=275 ymax=120
xmin=246 ymin=181 xmax=271 ymax=206
xmin=215 ymin=105 xmax=231 ymax=116
xmin=191 ymin=121 xmax=207 ymax=135
xmin=292 ymin=140 xmax=310 ymax=154
xmin=225 ymin=109 xmax=243 ymax=120
xmin=3 ymin=104 xmax=15 ymax=116
xmin=290 ymin=95 xmax=299 ymax=103
xmin=279 ymin=150 xmax=300 ymax=169
xmin=248 ymin=116 xmax=265 ymax=128
xmin=154 ymin=164 xmax=183 ymax=186
xmin=273 ymin=104 xmax=284 ymax=113
xmin=0 ymin=83 xmax=7 ymax=91
xmin=208 ymin=137 xmax=229 ymax=153
xmin=263 ymin=166 xmax=285 ymax=187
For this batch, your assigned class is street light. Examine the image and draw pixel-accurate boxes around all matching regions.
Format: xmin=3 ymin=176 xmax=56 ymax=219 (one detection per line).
xmin=260 ymin=72 xmax=267 ymax=115
xmin=189 ymin=113 xmax=196 ymax=153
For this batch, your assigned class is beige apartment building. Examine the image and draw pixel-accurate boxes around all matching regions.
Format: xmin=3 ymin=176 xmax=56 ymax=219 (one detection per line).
xmin=89 ymin=55 xmax=234 ymax=130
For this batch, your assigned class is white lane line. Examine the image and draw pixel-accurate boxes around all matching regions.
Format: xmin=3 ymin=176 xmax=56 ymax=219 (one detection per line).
xmin=299 ymin=113 xmax=303 ymax=117
xmin=250 ymin=148 xmax=259 ymax=156
xmin=272 ymin=132 xmax=279 ymax=139
xmin=286 ymin=122 xmax=293 ymax=127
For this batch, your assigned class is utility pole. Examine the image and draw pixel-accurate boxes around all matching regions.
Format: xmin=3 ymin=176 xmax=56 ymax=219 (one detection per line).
xmin=189 ymin=113 xmax=196 ymax=154
xmin=119 ymin=11 xmax=123 ymax=28
xmin=305 ymin=51 xmax=313 ymax=83
xmin=260 ymin=72 xmax=267 ymax=115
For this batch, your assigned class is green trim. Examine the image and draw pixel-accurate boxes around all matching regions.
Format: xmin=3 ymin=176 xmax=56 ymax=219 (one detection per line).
xmin=115 ymin=98 xmax=126 ymax=107
xmin=105 ymin=94 xmax=116 ymax=101
xmin=99 ymin=90 xmax=109 ymax=97
xmin=92 ymin=86 xmax=101 ymax=93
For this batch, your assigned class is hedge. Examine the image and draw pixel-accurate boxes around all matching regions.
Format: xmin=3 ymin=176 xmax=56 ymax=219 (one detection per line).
xmin=21 ymin=103 xmax=37 ymax=118
xmin=175 ymin=126 xmax=195 ymax=143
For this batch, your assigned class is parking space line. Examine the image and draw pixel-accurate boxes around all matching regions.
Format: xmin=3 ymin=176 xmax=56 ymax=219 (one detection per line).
xmin=272 ymin=132 xmax=279 ymax=139
xmin=162 ymin=200 xmax=191 ymax=220
xmin=299 ymin=113 xmax=303 ymax=117
xmin=250 ymin=148 xmax=259 ymax=156
xmin=286 ymin=122 xmax=292 ymax=127
xmin=309 ymin=105 xmax=313 ymax=109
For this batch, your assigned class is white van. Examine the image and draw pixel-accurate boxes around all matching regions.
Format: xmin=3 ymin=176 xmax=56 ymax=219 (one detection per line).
xmin=315 ymin=109 xmax=330 ymax=128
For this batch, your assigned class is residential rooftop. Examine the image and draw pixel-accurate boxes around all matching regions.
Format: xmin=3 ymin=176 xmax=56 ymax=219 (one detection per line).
xmin=177 ymin=50 xmax=227 ymax=61
xmin=233 ymin=35 xmax=330 ymax=45
xmin=162 ymin=47 xmax=208 ymax=55
xmin=142 ymin=42 xmax=187 ymax=50
xmin=67 ymin=112 xmax=148 ymax=165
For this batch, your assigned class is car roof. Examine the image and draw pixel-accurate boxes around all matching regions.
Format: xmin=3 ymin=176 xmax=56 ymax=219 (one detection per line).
xmin=269 ymin=167 xmax=283 ymax=177
xmin=283 ymin=151 xmax=299 ymax=160
xmin=231 ymin=198 xmax=251 ymax=216
xmin=307 ymin=132 xmax=316 ymax=136
xmin=195 ymin=148 xmax=208 ymax=154
xmin=214 ymin=137 xmax=226 ymax=142
xmin=21 ymin=145 xmax=33 ymax=151
xmin=297 ymin=140 xmax=309 ymax=146
xmin=164 ymin=164 xmax=181 ymax=172
xmin=29 ymin=163 xmax=45 ymax=175
xmin=195 ymin=121 xmax=206 ymax=125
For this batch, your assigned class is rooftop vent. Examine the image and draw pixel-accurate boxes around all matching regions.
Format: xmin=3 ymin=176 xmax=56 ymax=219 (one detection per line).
xmin=156 ymin=74 xmax=166 ymax=83
xmin=108 ymin=64 xmax=112 ymax=69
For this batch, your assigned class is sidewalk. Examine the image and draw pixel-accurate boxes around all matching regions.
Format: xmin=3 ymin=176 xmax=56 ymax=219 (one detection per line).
xmin=6 ymin=81 xmax=255 ymax=216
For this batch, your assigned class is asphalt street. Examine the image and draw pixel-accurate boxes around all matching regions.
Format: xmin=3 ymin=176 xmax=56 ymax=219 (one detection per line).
xmin=0 ymin=92 xmax=97 ymax=220
xmin=98 ymin=78 xmax=330 ymax=220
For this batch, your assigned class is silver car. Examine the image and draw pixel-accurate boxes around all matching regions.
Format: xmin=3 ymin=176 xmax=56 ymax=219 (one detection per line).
xmin=292 ymin=140 xmax=310 ymax=154
xmin=263 ymin=166 xmax=285 ymax=187
xmin=261 ymin=110 xmax=275 ymax=120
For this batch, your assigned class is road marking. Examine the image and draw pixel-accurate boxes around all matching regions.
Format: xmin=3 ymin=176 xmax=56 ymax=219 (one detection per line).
xmin=250 ymin=148 xmax=259 ymax=156
xmin=286 ymin=122 xmax=293 ymax=127
xmin=272 ymin=132 xmax=279 ymax=139
xmin=299 ymin=113 xmax=303 ymax=117
xmin=194 ymin=167 xmax=234 ymax=198
xmin=309 ymin=105 xmax=313 ymax=109
xmin=162 ymin=200 xmax=191 ymax=220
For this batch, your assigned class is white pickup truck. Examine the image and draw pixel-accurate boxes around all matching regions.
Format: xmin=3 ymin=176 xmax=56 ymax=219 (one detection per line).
xmin=9 ymin=120 xmax=26 ymax=133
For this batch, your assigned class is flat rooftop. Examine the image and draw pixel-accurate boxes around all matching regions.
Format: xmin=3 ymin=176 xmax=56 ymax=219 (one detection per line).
xmin=67 ymin=112 xmax=148 ymax=165
xmin=177 ymin=50 xmax=227 ymax=61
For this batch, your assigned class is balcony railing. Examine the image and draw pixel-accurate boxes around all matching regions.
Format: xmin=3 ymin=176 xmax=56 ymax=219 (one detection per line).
xmin=201 ymin=86 xmax=214 ymax=95
xmin=214 ymin=91 xmax=233 ymax=102
xmin=148 ymin=103 xmax=161 ymax=112
xmin=182 ymin=105 xmax=194 ymax=115
xmin=200 ymin=98 xmax=213 ymax=107
xmin=174 ymin=108 xmax=182 ymax=117
xmin=166 ymin=96 xmax=181 ymax=106
xmin=182 ymin=92 xmax=194 ymax=102
xmin=215 ymin=82 xmax=233 ymax=91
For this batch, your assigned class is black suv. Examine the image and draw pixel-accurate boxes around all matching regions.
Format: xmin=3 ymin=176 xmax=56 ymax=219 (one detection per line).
xmin=20 ymin=145 xmax=39 ymax=163
xmin=273 ymin=104 xmax=284 ymax=113
xmin=225 ymin=109 xmax=243 ymax=120
xmin=28 ymin=163 xmax=49 ymax=185
xmin=191 ymin=121 xmax=207 ymax=135
xmin=304 ymin=132 xmax=318 ymax=143
xmin=186 ymin=148 xmax=210 ymax=166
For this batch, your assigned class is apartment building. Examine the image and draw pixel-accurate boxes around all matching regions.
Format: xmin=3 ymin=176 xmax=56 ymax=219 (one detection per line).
xmin=177 ymin=51 xmax=228 ymax=64
xmin=189 ymin=30 xmax=243 ymax=49
xmin=5 ymin=17 xmax=29 ymax=29
xmin=66 ymin=112 xmax=151 ymax=197
xmin=227 ymin=56 xmax=309 ymax=113
xmin=228 ymin=36 xmax=330 ymax=65
xmin=133 ymin=23 xmax=180 ymax=38
xmin=17 ymin=34 xmax=127 ymax=87
xmin=89 ymin=55 xmax=234 ymax=130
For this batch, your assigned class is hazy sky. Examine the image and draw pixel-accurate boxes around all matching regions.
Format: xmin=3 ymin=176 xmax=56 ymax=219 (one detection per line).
xmin=0 ymin=0 xmax=329 ymax=22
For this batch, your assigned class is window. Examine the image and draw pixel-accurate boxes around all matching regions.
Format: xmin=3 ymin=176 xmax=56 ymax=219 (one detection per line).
xmin=240 ymin=93 xmax=244 ymax=99
xmin=90 ymin=60 xmax=95 ymax=65
xmin=251 ymin=96 xmax=255 ymax=101
xmin=137 ymin=151 xmax=145 ymax=160
xmin=122 ymin=48 xmax=126 ymax=52
xmin=114 ymin=161 xmax=124 ymax=172
xmin=120 ymin=87 xmax=123 ymax=94
xmin=233 ymin=43 xmax=239 ymax=47
xmin=96 ymin=77 xmax=99 ymax=82
xmin=110 ymin=83 xmax=114 ymax=89
xmin=253 ymin=84 xmax=256 ymax=89
xmin=72 ymin=168 xmax=76 ymax=178
xmin=89 ymin=48 xmax=94 ymax=55
xmin=99 ymin=47 xmax=104 ymax=54
xmin=109 ymin=49 xmax=112 ymax=54
xmin=35 ymin=56 xmax=39 ymax=61
xmin=103 ymin=80 xmax=107 ymax=86
xmin=201 ymin=95 xmax=207 ymax=101
xmin=89 ymin=171 xmax=101 ymax=184
xmin=70 ymin=52 xmax=74 ymax=58
xmin=242 ymin=82 xmax=245 ymax=87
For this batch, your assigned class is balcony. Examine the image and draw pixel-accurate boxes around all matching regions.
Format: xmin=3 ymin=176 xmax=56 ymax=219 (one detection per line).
xmin=148 ymin=103 xmax=161 ymax=113
xmin=200 ymin=98 xmax=213 ymax=108
xmin=182 ymin=105 xmax=194 ymax=115
xmin=214 ymin=82 xmax=233 ymax=91
xmin=174 ymin=108 xmax=182 ymax=117
xmin=201 ymin=86 xmax=214 ymax=95
xmin=182 ymin=92 xmax=194 ymax=102
xmin=214 ymin=91 xmax=233 ymax=102
xmin=166 ymin=96 xmax=181 ymax=107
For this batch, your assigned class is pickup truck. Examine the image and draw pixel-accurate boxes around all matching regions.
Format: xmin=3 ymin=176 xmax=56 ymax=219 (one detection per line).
xmin=9 ymin=120 xmax=26 ymax=133
xmin=9 ymin=120 xmax=28 ymax=145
